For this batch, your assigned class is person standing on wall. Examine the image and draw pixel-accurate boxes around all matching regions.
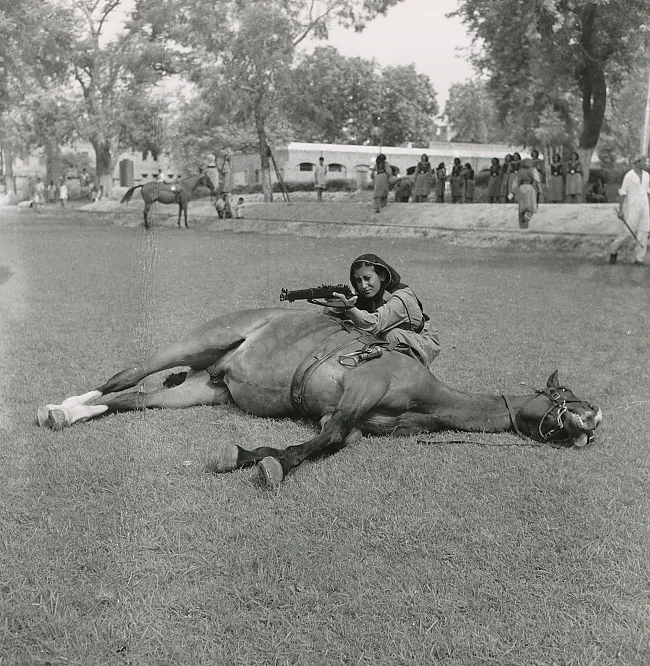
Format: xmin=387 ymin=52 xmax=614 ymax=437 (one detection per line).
xmin=450 ymin=158 xmax=464 ymax=203
xmin=314 ymin=156 xmax=327 ymax=202
xmin=609 ymin=154 xmax=649 ymax=266
xmin=548 ymin=153 xmax=565 ymax=203
xmin=462 ymin=163 xmax=475 ymax=203
xmin=412 ymin=154 xmax=432 ymax=203
xmin=530 ymin=149 xmax=545 ymax=204
xmin=435 ymin=162 xmax=446 ymax=203
xmin=371 ymin=154 xmax=394 ymax=213
xmin=487 ymin=158 xmax=502 ymax=203
xmin=500 ymin=154 xmax=514 ymax=203
xmin=565 ymin=152 xmax=583 ymax=203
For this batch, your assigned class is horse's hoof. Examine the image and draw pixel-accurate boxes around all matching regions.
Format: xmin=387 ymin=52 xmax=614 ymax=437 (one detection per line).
xmin=37 ymin=406 xmax=52 ymax=427
xmin=214 ymin=442 xmax=239 ymax=473
xmin=258 ymin=457 xmax=284 ymax=489
xmin=48 ymin=408 xmax=70 ymax=431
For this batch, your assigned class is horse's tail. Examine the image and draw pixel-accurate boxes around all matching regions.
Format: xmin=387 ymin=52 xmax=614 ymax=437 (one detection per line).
xmin=120 ymin=184 xmax=144 ymax=204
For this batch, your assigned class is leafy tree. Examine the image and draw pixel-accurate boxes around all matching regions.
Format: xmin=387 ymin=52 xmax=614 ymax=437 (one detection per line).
xmin=444 ymin=79 xmax=505 ymax=143
xmin=598 ymin=58 xmax=650 ymax=165
xmin=0 ymin=0 xmax=71 ymax=190
xmin=454 ymin=0 xmax=650 ymax=181
xmin=376 ymin=65 xmax=438 ymax=147
xmin=290 ymin=49 xmax=437 ymax=146
xmin=56 ymin=0 xmax=177 ymax=194
xmin=141 ymin=0 xmax=407 ymax=200
xmin=289 ymin=46 xmax=381 ymax=144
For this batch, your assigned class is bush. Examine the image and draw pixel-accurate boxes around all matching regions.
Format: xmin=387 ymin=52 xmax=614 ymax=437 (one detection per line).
xmin=231 ymin=179 xmax=360 ymax=194
xmin=325 ymin=178 xmax=357 ymax=192
xmin=589 ymin=164 xmax=628 ymax=185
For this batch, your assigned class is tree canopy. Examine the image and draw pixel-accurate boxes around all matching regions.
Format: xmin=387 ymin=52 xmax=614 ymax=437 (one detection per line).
xmin=444 ymin=79 xmax=505 ymax=144
xmin=454 ymin=0 xmax=650 ymax=171
xmin=139 ymin=0 xmax=408 ymax=199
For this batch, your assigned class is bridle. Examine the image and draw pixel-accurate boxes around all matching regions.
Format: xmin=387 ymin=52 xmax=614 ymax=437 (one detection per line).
xmin=502 ymin=387 xmax=591 ymax=444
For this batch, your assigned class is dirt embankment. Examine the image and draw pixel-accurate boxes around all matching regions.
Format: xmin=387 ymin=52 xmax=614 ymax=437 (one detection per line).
xmin=8 ymin=189 xmax=639 ymax=258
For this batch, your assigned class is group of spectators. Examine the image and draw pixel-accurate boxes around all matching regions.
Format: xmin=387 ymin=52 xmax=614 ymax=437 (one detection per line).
xmin=29 ymin=168 xmax=103 ymax=210
xmin=368 ymin=150 xmax=593 ymax=210
xmin=30 ymin=175 xmax=69 ymax=210
xmin=214 ymin=192 xmax=245 ymax=219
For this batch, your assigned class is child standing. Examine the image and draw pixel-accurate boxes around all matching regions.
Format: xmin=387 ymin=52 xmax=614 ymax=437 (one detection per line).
xmin=235 ymin=197 xmax=245 ymax=219
xmin=58 ymin=177 xmax=68 ymax=206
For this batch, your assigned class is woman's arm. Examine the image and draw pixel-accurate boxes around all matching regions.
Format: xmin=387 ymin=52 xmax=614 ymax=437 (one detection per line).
xmin=344 ymin=296 xmax=410 ymax=334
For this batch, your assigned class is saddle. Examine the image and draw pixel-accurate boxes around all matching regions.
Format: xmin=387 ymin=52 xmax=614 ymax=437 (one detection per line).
xmin=289 ymin=320 xmax=407 ymax=419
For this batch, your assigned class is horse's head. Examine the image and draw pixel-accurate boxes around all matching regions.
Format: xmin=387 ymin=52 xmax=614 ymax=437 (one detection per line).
xmin=196 ymin=173 xmax=217 ymax=193
xmin=508 ymin=370 xmax=602 ymax=447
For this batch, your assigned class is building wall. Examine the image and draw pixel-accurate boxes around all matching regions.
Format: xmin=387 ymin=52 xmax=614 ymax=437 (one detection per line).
xmin=229 ymin=141 xmax=533 ymax=189
xmin=5 ymin=143 xmax=186 ymax=196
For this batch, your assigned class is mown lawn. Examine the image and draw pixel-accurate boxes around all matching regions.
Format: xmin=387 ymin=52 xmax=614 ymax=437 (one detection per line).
xmin=1 ymin=209 xmax=648 ymax=665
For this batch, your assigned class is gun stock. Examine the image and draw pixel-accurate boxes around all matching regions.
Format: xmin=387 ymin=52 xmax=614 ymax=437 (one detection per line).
xmin=279 ymin=284 xmax=353 ymax=303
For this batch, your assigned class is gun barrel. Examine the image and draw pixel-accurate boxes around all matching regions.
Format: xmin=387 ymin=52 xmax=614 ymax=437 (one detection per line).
xmin=279 ymin=284 xmax=352 ymax=302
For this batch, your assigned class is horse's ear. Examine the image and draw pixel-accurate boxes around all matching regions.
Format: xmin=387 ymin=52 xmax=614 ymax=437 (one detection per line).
xmin=547 ymin=370 xmax=560 ymax=388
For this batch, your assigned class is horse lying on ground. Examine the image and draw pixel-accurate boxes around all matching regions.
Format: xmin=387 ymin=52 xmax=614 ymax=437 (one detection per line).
xmin=120 ymin=173 xmax=216 ymax=228
xmin=37 ymin=309 xmax=602 ymax=488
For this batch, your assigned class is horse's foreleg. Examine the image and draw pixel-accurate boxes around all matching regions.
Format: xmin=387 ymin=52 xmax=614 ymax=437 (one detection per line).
xmin=183 ymin=203 xmax=189 ymax=228
xmin=214 ymin=414 xmax=363 ymax=479
xmin=220 ymin=374 xmax=389 ymax=487
xmin=41 ymin=371 xmax=232 ymax=430
xmin=177 ymin=202 xmax=182 ymax=227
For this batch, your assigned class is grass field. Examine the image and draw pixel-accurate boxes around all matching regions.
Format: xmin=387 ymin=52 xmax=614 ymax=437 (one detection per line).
xmin=1 ymin=209 xmax=649 ymax=665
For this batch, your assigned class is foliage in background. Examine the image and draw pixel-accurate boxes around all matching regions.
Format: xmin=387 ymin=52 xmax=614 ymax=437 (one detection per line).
xmin=454 ymin=0 xmax=650 ymax=181
xmin=136 ymin=0 xmax=407 ymax=201
xmin=444 ymin=79 xmax=506 ymax=144
xmin=289 ymin=47 xmax=437 ymax=147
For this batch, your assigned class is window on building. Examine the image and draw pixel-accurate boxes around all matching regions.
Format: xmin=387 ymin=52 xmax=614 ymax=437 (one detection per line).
xmin=141 ymin=174 xmax=148 ymax=180
xmin=142 ymin=151 xmax=149 ymax=161
xmin=328 ymin=163 xmax=345 ymax=173
xmin=255 ymin=169 xmax=261 ymax=183
xmin=299 ymin=162 xmax=315 ymax=171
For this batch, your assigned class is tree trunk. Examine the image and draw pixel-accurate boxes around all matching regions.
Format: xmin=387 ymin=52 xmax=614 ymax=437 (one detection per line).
xmin=92 ymin=139 xmax=117 ymax=197
xmin=4 ymin=148 xmax=15 ymax=194
xmin=46 ymin=141 xmax=62 ymax=190
xmin=255 ymin=111 xmax=273 ymax=203
xmin=577 ymin=5 xmax=607 ymax=190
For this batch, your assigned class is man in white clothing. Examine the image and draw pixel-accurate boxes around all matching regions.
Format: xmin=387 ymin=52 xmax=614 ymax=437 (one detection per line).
xmin=609 ymin=154 xmax=649 ymax=265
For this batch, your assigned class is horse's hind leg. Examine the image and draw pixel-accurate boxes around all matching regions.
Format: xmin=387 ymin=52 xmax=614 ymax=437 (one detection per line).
xmin=143 ymin=201 xmax=152 ymax=228
xmin=38 ymin=323 xmax=246 ymax=429
xmin=43 ymin=371 xmax=232 ymax=430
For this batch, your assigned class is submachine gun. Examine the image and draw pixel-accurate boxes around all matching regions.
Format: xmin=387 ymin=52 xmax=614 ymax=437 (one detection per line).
xmin=279 ymin=284 xmax=354 ymax=306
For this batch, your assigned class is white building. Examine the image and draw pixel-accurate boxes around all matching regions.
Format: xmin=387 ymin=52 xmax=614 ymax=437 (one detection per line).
xmin=230 ymin=141 xmax=529 ymax=189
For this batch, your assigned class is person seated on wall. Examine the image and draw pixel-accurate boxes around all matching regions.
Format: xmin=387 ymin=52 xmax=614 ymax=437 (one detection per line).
xmin=324 ymin=254 xmax=441 ymax=371
xmin=394 ymin=176 xmax=413 ymax=203
xmin=585 ymin=175 xmax=608 ymax=204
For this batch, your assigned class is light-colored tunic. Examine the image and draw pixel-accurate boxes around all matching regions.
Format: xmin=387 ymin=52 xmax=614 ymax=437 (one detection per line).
xmin=565 ymin=160 xmax=583 ymax=196
xmin=314 ymin=165 xmax=327 ymax=189
xmin=610 ymin=168 xmax=650 ymax=262
xmin=331 ymin=286 xmax=441 ymax=370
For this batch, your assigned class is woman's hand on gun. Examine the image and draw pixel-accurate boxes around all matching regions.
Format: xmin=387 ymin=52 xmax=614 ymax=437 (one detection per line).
xmin=324 ymin=292 xmax=358 ymax=309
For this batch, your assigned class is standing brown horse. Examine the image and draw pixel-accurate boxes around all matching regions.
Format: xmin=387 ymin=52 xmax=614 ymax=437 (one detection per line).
xmin=120 ymin=173 xmax=216 ymax=228
xmin=36 ymin=309 xmax=602 ymax=489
